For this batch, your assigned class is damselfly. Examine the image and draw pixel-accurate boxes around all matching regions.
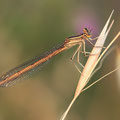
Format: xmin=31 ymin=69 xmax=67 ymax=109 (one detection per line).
xmin=0 ymin=28 xmax=97 ymax=87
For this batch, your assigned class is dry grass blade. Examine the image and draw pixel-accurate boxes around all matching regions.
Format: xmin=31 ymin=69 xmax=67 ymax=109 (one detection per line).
xmin=81 ymin=31 xmax=120 ymax=92
xmin=74 ymin=12 xmax=114 ymax=97
xmin=116 ymin=47 xmax=120 ymax=91
xmin=60 ymin=10 xmax=118 ymax=120
xmin=82 ymin=67 xmax=120 ymax=92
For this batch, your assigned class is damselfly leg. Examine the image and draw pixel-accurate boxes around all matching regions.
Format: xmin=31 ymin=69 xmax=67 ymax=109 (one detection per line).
xmin=70 ymin=44 xmax=84 ymax=73
xmin=70 ymin=36 xmax=106 ymax=73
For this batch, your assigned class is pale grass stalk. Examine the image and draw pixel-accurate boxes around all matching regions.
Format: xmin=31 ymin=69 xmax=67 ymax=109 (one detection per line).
xmin=82 ymin=67 xmax=120 ymax=92
xmin=81 ymin=20 xmax=114 ymax=90
xmin=60 ymin=10 xmax=120 ymax=120
xmin=74 ymin=13 xmax=114 ymax=97
xmin=116 ymin=48 xmax=120 ymax=91
xmin=83 ymin=31 xmax=120 ymax=89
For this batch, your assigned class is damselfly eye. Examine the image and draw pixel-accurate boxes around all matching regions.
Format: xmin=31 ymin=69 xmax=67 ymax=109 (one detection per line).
xmin=83 ymin=28 xmax=92 ymax=38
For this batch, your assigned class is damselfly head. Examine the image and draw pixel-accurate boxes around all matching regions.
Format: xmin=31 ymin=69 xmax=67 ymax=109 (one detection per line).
xmin=83 ymin=28 xmax=92 ymax=38
xmin=66 ymin=27 xmax=92 ymax=42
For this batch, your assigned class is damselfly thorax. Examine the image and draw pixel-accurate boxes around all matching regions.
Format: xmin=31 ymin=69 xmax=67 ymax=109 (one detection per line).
xmin=65 ymin=28 xmax=92 ymax=48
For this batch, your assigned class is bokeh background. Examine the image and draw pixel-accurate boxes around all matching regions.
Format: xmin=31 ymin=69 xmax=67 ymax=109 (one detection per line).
xmin=0 ymin=0 xmax=120 ymax=120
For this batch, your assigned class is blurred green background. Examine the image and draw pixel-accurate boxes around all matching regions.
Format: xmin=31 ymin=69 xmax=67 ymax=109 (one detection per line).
xmin=0 ymin=0 xmax=120 ymax=120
